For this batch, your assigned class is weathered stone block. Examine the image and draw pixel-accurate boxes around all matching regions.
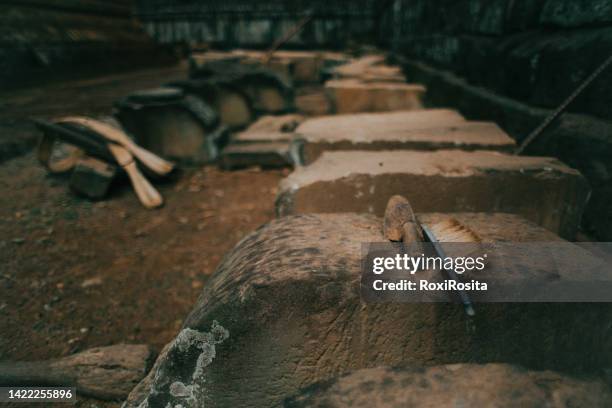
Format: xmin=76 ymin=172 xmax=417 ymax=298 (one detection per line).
xmin=271 ymin=51 xmax=323 ymax=83
xmin=325 ymin=79 xmax=425 ymax=113
xmin=331 ymin=55 xmax=405 ymax=82
xmin=285 ymin=364 xmax=612 ymax=408
xmin=296 ymin=109 xmax=466 ymax=139
xmin=399 ymin=58 xmax=612 ymax=240
xmin=294 ymin=115 xmax=515 ymax=165
xmin=295 ymin=91 xmax=333 ymax=116
xmin=69 ymin=156 xmax=117 ymax=199
xmin=124 ymin=213 xmax=611 ymax=408
xmin=276 ymin=150 xmax=589 ymax=239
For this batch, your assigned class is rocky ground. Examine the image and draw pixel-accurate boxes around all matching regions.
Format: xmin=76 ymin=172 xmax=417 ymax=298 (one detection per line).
xmin=0 ymin=64 xmax=286 ymax=407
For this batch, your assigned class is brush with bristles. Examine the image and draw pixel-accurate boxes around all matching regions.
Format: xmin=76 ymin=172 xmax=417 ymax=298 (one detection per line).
xmin=427 ymin=218 xmax=481 ymax=243
xmin=383 ymin=195 xmax=477 ymax=317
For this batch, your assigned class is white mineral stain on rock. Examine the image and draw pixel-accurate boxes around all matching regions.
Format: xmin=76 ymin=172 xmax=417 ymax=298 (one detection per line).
xmin=138 ymin=321 xmax=230 ymax=408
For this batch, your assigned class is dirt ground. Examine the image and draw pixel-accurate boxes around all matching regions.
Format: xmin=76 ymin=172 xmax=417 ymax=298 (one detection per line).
xmin=0 ymin=64 xmax=286 ymax=407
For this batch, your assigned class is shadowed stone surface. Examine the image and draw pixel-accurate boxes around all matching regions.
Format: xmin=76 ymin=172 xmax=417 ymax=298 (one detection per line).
xmin=124 ymin=213 xmax=611 ymax=408
xmin=276 ymin=150 xmax=589 ymax=239
xmin=284 ymin=364 xmax=612 ymax=408
xmin=219 ymin=142 xmax=293 ymax=169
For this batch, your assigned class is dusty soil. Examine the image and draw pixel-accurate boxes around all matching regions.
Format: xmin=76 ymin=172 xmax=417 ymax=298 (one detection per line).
xmin=0 ymin=64 xmax=286 ymax=407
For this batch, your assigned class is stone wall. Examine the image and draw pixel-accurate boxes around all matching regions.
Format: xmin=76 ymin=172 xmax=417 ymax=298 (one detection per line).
xmin=135 ymin=0 xmax=381 ymax=48
xmin=1 ymin=0 xmax=172 ymax=89
xmin=381 ymin=0 xmax=612 ymax=240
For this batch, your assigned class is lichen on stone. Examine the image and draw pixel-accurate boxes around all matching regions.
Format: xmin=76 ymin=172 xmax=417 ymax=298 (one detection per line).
xmin=137 ymin=321 xmax=230 ymax=408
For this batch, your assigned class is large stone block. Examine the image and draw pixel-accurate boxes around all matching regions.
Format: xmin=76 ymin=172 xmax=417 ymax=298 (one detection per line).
xmin=295 ymin=91 xmax=333 ymax=116
xmin=331 ymin=55 xmax=405 ymax=82
xmin=124 ymin=213 xmax=611 ymax=408
xmin=294 ymin=114 xmax=515 ymax=165
xmin=399 ymin=58 xmax=612 ymax=240
xmin=285 ymin=364 xmax=612 ymax=408
xmin=325 ymin=79 xmax=425 ymax=113
xmin=297 ymin=109 xmax=466 ymax=135
xmin=276 ymin=150 xmax=589 ymax=239
xmin=271 ymin=51 xmax=324 ymax=83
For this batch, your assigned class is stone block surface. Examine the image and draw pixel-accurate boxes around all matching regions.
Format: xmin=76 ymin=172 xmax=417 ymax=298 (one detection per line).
xmin=124 ymin=213 xmax=611 ymax=408
xmin=285 ymin=364 xmax=612 ymax=408
xmin=295 ymin=118 xmax=515 ymax=164
xmin=296 ymin=109 xmax=465 ymax=135
xmin=325 ymin=79 xmax=425 ymax=113
xmin=276 ymin=150 xmax=589 ymax=239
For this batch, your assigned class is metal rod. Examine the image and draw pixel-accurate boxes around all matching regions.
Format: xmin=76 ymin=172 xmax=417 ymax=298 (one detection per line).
xmin=515 ymin=53 xmax=612 ymax=155
xmin=421 ymin=225 xmax=476 ymax=317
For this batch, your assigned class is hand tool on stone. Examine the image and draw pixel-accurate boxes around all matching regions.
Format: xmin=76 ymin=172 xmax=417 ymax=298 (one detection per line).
xmin=383 ymin=195 xmax=477 ymax=316
xmin=421 ymin=224 xmax=476 ymax=317
xmin=107 ymin=143 xmax=163 ymax=209
xmin=0 ymin=344 xmax=154 ymax=401
xmin=56 ymin=116 xmax=175 ymax=176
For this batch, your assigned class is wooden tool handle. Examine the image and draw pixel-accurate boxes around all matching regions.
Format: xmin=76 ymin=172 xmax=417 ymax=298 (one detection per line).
xmin=123 ymin=161 xmax=164 ymax=209
xmin=107 ymin=144 xmax=163 ymax=209
xmin=56 ymin=116 xmax=175 ymax=176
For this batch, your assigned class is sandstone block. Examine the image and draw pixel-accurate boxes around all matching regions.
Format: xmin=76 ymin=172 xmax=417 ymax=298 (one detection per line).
xmin=295 ymin=91 xmax=333 ymax=116
xmin=325 ymin=79 xmax=425 ymax=113
xmin=296 ymin=109 xmax=465 ymax=135
xmin=219 ymin=142 xmax=293 ymax=169
xmin=331 ymin=55 xmax=406 ymax=82
xmin=271 ymin=51 xmax=323 ymax=83
xmin=294 ymin=116 xmax=515 ymax=164
xmin=69 ymin=157 xmax=117 ymax=199
xmin=124 ymin=213 xmax=611 ymax=408
xmin=276 ymin=150 xmax=589 ymax=239
xmin=285 ymin=364 xmax=612 ymax=408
